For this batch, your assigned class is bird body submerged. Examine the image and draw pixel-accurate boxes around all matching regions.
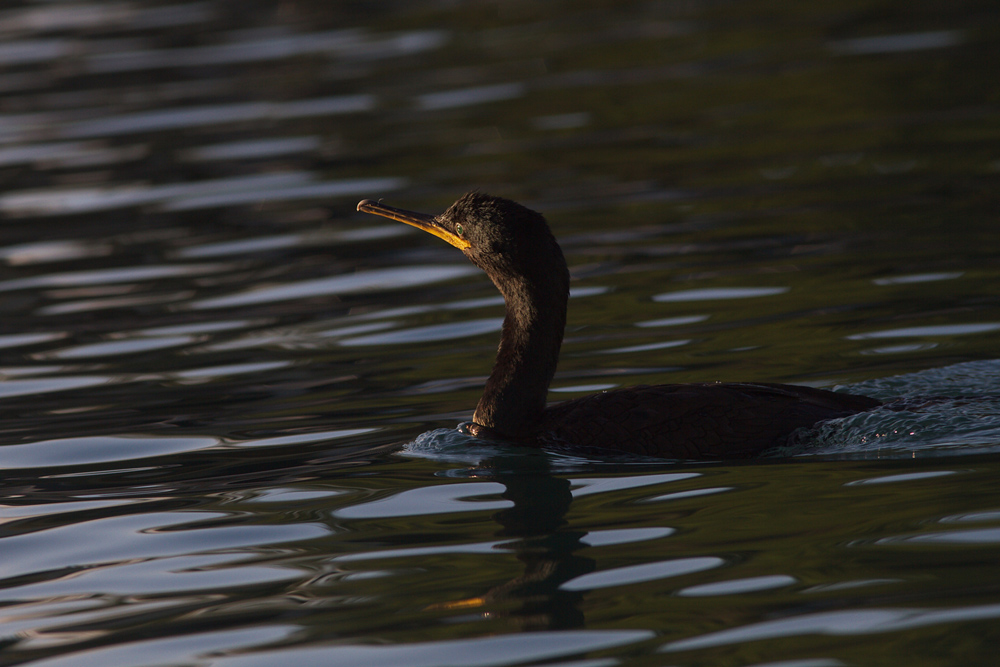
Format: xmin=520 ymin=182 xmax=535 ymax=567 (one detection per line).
xmin=531 ymin=382 xmax=880 ymax=458
xmin=357 ymin=193 xmax=881 ymax=459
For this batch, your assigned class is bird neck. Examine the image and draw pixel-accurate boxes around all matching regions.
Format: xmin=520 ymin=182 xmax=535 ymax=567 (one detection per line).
xmin=473 ymin=264 xmax=568 ymax=438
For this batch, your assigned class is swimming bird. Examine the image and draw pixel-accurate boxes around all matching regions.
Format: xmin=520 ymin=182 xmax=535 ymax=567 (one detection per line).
xmin=357 ymin=193 xmax=881 ymax=458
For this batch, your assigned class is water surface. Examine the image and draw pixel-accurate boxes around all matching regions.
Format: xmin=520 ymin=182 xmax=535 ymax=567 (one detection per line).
xmin=2 ymin=1 xmax=1000 ymax=666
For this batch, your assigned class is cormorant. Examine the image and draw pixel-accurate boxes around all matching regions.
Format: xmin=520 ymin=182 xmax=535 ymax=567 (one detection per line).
xmin=357 ymin=193 xmax=880 ymax=458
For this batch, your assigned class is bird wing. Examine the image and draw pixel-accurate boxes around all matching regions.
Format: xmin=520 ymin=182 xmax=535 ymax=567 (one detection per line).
xmin=536 ymin=382 xmax=880 ymax=459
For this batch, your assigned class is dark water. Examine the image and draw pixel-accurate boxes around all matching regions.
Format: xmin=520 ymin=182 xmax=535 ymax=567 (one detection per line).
xmin=2 ymin=1 xmax=1000 ymax=665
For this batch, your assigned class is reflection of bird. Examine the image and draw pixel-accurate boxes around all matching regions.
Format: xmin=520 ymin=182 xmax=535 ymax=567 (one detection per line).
xmin=357 ymin=193 xmax=881 ymax=458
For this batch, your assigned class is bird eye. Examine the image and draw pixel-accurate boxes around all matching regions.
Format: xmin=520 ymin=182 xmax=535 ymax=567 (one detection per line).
xmin=455 ymin=224 xmax=464 ymax=236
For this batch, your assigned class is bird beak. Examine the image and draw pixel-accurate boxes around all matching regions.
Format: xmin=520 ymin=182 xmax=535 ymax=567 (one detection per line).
xmin=357 ymin=199 xmax=471 ymax=250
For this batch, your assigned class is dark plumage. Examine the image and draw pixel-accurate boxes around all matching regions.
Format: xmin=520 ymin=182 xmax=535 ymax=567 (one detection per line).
xmin=357 ymin=192 xmax=881 ymax=459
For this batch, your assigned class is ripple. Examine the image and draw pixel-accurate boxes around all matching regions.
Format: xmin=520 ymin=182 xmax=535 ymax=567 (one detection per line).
xmin=846 ymin=471 xmax=959 ymax=486
xmin=0 ymin=434 xmax=218 ymax=468
xmin=231 ymin=428 xmax=378 ymax=448
xmin=22 ymin=626 xmax=299 ymax=667
xmin=940 ymin=510 xmax=1000 ymax=524
xmin=339 ymin=317 xmax=504 ymax=346
xmin=207 ymin=630 xmax=653 ymax=667
xmin=0 ymin=238 xmax=114 ymax=265
xmin=188 ymin=265 xmax=478 ymax=310
xmin=804 ymin=579 xmax=902 ymax=593
xmin=60 ymin=96 xmax=374 ymax=139
xmin=335 ymin=539 xmax=506 ymax=562
xmin=677 ymin=574 xmax=797 ymax=597
xmin=0 ymin=375 xmax=112 ymax=398
xmin=0 ymin=498 xmax=146 ymax=520
xmin=42 ymin=335 xmax=196 ymax=360
xmin=401 ymin=428 xmax=524 ymax=465
xmin=177 ymin=226 xmax=411 ymax=259
xmin=1 ymin=510 xmax=327 ymax=583
xmin=858 ymin=343 xmax=938 ymax=355
xmin=333 ymin=482 xmax=512 ymax=519
xmin=139 ymin=319 xmax=266 ymax=335
xmin=636 ymin=314 xmax=709 ymax=328
xmin=0 ymin=140 xmax=146 ymax=170
xmin=0 ymin=172 xmax=301 ymax=215
xmin=162 ymin=177 xmax=407 ymax=212
xmin=6 ymin=598 xmax=260 ymax=651
xmin=550 ymin=383 xmax=618 ymax=393
xmin=879 ymin=528 xmax=1000 ymax=546
xmin=848 ymin=323 xmax=1000 ymax=339
xmin=0 ymin=172 xmax=399 ymax=217
xmin=417 ymin=82 xmax=526 ymax=110
xmin=653 ymin=287 xmax=789 ymax=302
xmin=37 ymin=291 xmax=195 ymax=316
xmin=581 ymin=527 xmax=676 ymax=547
xmin=0 ymin=365 xmax=69 ymax=378
xmin=14 ymin=552 xmax=301 ymax=598
xmin=176 ymin=234 xmax=305 ymax=258
xmin=310 ymin=322 xmax=399 ymax=340
xmin=532 ymin=112 xmax=591 ymax=130
xmin=0 ymin=331 xmax=66 ymax=349
xmin=873 ymin=272 xmax=963 ymax=285
xmin=829 ymin=30 xmax=963 ymax=55
xmin=180 ymin=136 xmax=321 ymax=161
xmin=0 ymin=38 xmax=73 ymax=66
xmin=170 ymin=360 xmax=292 ymax=381
xmin=192 ymin=321 xmax=395 ymax=352
xmin=604 ymin=339 xmax=691 ymax=354
xmin=85 ymin=28 xmax=447 ymax=73
xmin=644 ymin=486 xmax=734 ymax=502
xmin=248 ymin=488 xmax=344 ymax=503
xmin=0 ymin=3 xmax=213 ymax=34
xmin=560 ymin=557 xmax=724 ymax=591
xmin=662 ymin=602 xmax=1000 ymax=652
xmin=0 ymin=263 xmax=230 ymax=292
xmin=570 ymin=473 xmax=702 ymax=497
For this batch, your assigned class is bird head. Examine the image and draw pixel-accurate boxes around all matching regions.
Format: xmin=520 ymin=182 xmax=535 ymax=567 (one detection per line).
xmin=357 ymin=192 xmax=565 ymax=286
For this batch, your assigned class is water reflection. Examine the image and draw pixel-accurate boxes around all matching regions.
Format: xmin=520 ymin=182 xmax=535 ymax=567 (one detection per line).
xmin=0 ymin=332 xmax=66 ymax=348
xmin=848 ymin=323 xmax=1000 ymax=339
xmin=0 ymin=375 xmax=112 ymax=399
xmin=172 ymin=226 xmax=407 ymax=259
xmin=0 ymin=141 xmax=147 ymax=169
xmin=0 ymin=238 xmax=114 ymax=265
xmin=653 ymin=287 xmax=789 ymax=302
xmin=45 ymin=335 xmax=196 ymax=360
xmin=0 ymin=434 xmax=218 ymax=467
xmin=61 ymin=96 xmax=375 ymax=139
xmin=662 ymin=603 xmax=1000 ymax=653
xmin=179 ymin=136 xmax=321 ymax=162
xmin=332 ymin=456 xmax=716 ymax=632
xmin=37 ymin=291 xmax=196 ymax=315
xmin=2 ymin=0 xmax=1000 ymax=665
xmin=0 ymin=2 xmax=214 ymax=34
xmin=676 ymin=574 xmax=797 ymax=597
xmin=210 ymin=630 xmax=653 ymax=667
xmin=603 ymin=338 xmax=690 ymax=354
xmin=0 ymin=263 xmax=231 ymax=292
xmin=187 ymin=264 xmax=477 ymax=310
xmin=0 ymin=173 xmax=405 ymax=216
xmin=829 ymin=30 xmax=964 ymax=55
xmin=339 ymin=317 xmax=504 ymax=347
xmin=85 ymin=28 xmax=447 ymax=72
xmin=416 ymin=82 xmax=526 ymax=110
xmin=872 ymin=272 xmax=963 ymax=286
xmin=560 ymin=557 xmax=723 ymax=591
